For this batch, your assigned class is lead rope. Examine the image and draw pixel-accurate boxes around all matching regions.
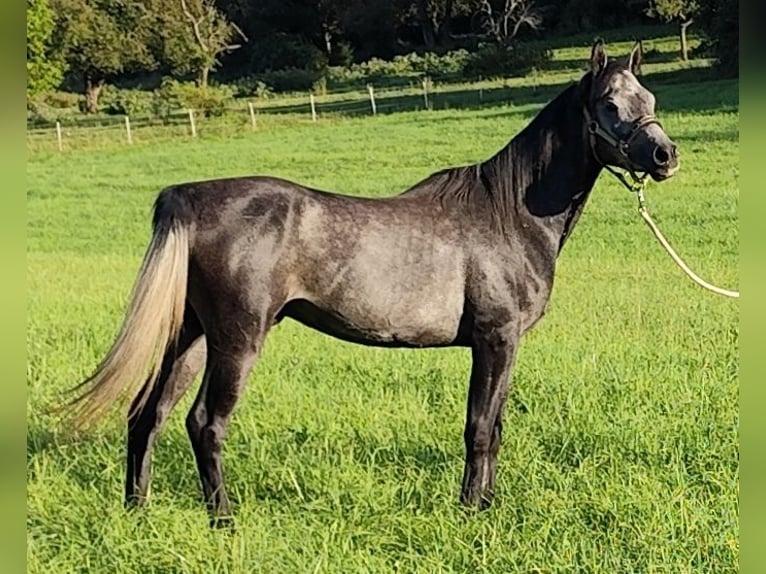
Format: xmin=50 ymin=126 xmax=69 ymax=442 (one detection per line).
xmin=633 ymin=186 xmax=739 ymax=298
xmin=584 ymin=108 xmax=738 ymax=298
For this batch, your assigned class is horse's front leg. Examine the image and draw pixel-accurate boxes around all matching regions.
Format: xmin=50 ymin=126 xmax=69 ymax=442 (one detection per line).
xmin=460 ymin=324 xmax=518 ymax=509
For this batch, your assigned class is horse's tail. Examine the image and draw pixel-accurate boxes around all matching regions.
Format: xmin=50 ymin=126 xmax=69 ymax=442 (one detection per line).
xmin=67 ymin=188 xmax=192 ymax=430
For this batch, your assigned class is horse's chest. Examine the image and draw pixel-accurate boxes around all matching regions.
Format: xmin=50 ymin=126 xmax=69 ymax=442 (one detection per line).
xmin=470 ymin=255 xmax=554 ymax=333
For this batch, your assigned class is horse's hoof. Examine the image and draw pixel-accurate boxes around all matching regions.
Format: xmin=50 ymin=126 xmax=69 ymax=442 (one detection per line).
xmin=210 ymin=515 xmax=236 ymax=532
xmin=124 ymin=495 xmax=147 ymax=510
xmin=460 ymin=490 xmax=494 ymax=511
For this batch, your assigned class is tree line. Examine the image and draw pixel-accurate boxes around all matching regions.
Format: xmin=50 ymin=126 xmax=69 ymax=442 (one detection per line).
xmin=27 ymin=0 xmax=737 ymax=113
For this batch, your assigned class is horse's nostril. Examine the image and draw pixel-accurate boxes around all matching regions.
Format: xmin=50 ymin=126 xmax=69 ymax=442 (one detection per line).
xmin=653 ymin=146 xmax=670 ymax=166
xmin=671 ymin=145 xmax=678 ymax=158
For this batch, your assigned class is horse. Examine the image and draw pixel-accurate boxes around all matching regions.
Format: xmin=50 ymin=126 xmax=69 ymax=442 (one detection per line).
xmin=68 ymin=39 xmax=679 ymax=525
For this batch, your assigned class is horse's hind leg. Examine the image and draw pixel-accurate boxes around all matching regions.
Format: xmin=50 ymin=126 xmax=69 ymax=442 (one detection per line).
xmin=185 ymin=328 xmax=264 ymax=527
xmin=125 ymin=307 xmax=206 ymax=506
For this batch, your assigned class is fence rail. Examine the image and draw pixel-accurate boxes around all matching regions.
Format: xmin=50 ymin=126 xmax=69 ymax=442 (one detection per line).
xmin=26 ymin=75 xmax=572 ymax=154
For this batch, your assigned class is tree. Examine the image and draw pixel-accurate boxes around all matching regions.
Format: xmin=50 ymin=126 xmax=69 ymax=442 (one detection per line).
xmin=695 ymin=0 xmax=737 ymax=75
xmin=50 ymin=0 xmax=156 ymax=112
xmin=27 ymin=0 xmax=66 ymax=98
xmin=414 ymin=0 xmax=455 ymax=49
xmin=338 ymin=0 xmax=400 ymax=60
xmin=395 ymin=0 xmax=482 ymax=50
xmin=316 ymin=0 xmax=343 ymax=60
xmin=475 ymin=0 xmax=544 ymax=45
xmin=646 ymin=0 xmax=697 ymax=61
xmin=153 ymin=0 xmax=247 ymax=87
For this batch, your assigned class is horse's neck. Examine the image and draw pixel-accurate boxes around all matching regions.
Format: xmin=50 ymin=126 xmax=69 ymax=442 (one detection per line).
xmin=486 ymin=85 xmax=601 ymax=250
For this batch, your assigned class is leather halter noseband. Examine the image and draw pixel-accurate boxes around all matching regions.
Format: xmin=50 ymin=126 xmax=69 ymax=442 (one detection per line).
xmin=582 ymin=105 xmax=662 ymax=191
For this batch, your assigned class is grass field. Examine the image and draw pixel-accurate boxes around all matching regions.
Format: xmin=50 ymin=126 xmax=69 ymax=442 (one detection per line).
xmin=27 ymin=32 xmax=739 ymax=573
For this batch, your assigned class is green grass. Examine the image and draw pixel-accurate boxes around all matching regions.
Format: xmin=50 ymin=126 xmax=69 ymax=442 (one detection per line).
xmin=27 ymin=33 xmax=738 ymax=573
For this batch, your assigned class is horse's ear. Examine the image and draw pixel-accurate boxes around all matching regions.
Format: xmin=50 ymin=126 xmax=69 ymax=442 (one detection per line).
xmin=628 ymin=40 xmax=643 ymax=75
xmin=590 ymin=38 xmax=608 ymax=76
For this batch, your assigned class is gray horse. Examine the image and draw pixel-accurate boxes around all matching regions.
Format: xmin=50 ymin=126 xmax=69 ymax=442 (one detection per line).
xmin=69 ymin=39 xmax=678 ymax=525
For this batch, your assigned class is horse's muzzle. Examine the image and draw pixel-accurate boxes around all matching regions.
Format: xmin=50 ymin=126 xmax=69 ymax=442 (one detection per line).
xmin=649 ymin=142 xmax=679 ymax=181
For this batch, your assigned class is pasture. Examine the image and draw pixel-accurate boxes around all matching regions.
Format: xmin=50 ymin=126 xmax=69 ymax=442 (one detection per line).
xmin=27 ymin=34 xmax=738 ymax=572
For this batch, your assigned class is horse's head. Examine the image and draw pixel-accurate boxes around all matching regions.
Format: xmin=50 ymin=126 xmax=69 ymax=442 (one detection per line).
xmin=582 ymin=39 xmax=679 ymax=182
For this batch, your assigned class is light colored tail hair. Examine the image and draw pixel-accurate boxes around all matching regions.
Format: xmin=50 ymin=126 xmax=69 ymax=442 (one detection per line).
xmin=68 ymin=221 xmax=189 ymax=430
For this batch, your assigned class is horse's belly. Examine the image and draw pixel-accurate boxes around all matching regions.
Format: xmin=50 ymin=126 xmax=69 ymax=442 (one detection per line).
xmin=282 ymin=288 xmax=464 ymax=348
xmin=290 ymin=205 xmax=467 ymax=346
xmin=358 ymin=292 xmax=464 ymax=345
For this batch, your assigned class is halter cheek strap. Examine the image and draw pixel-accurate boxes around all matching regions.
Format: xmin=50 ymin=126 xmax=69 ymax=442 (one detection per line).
xmin=583 ymin=106 xmax=663 ymax=192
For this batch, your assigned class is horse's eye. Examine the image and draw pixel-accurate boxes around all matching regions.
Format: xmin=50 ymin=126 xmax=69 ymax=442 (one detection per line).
xmin=605 ymin=102 xmax=618 ymax=113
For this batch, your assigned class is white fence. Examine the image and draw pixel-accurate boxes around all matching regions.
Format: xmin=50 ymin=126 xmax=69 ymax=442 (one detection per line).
xmin=25 ymin=77 xmax=543 ymax=154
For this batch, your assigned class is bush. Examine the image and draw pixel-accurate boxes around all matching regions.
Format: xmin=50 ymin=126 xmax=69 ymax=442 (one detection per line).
xmin=312 ymin=75 xmax=328 ymax=96
xmin=230 ymin=77 xmax=274 ymax=99
xmin=251 ymin=36 xmax=328 ymax=73
xmin=26 ymin=92 xmax=92 ymax=126
xmin=153 ymin=79 xmax=234 ymax=118
xmin=40 ymin=91 xmax=81 ymax=109
xmin=462 ymin=43 xmax=552 ymax=79
xmin=26 ymin=91 xmax=84 ymax=127
xmin=26 ymin=101 xmax=62 ymax=126
xmin=330 ymin=42 xmax=355 ymax=67
xmin=99 ymin=86 xmax=156 ymax=116
xmin=362 ymin=50 xmax=469 ymax=78
xmin=253 ymin=68 xmax=325 ymax=93
xmin=325 ymin=49 xmax=471 ymax=88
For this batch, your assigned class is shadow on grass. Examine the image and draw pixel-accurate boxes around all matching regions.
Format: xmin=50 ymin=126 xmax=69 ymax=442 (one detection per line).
xmin=240 ymin=435 xmax=458 ymax=512
xmin=26 ymin=422 xmax=130 ymax=509
xmin=531 ymin=23 xmax=676 ymax=50
xmin=679 ymin=127 xmax=739 ymax=144
xmin=255 ymin=64 xmax=736 ymax=123
xmin=312 ymin=49 xmax=679 ymax=96
xmin=536 ymin=51 xmax=687 ymax=73
xmin=236 ymin=395 xmax=527 ymax=510
xmin=28 ymin=419 xmax=204 ymax=510
xmin=27 ymin=419 xmax=122 ymax=465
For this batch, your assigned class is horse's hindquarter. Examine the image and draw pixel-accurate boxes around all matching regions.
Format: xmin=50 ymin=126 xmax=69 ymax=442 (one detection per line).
xmin=285 ymin=194 xmax=468 ymax=347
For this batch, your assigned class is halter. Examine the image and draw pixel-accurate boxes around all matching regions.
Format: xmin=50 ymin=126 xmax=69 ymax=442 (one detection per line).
xmin=582 ymin=105 xmax=662 ymax=193
xmin=583 ymin=103 xmax=738 ymax=299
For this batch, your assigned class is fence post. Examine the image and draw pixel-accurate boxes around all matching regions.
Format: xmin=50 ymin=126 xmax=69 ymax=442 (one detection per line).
xmin=248 ymin=102 xmax=257 ymax=130
xmin=125 ymin=115 xmax=133 ymax=144
xmin=56 ymin=121 xmax=63 ymax=152
xmin=309 ymin=94 xmax=317 ymax=122
xmin=367 ymin=84 xmax=377 ymax=115
xmin=422 ymin=77 xmax=430 ymax=110
xmin=188 ymin=109 xmax=197 ymax=137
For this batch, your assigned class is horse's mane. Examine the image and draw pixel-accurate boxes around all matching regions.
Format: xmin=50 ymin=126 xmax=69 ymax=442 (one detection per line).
xmin=404 ymin=79 xmax=589 ymax=233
